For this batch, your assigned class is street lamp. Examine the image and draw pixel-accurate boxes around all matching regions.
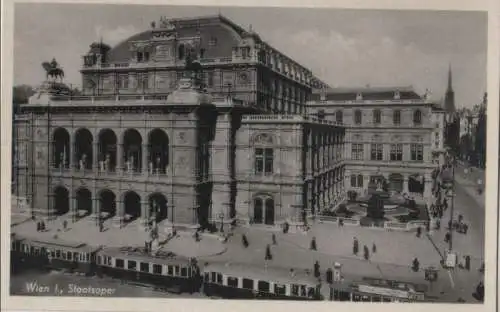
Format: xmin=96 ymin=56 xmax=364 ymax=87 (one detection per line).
xmin=218 ymin=212 xmax=224 ymax=233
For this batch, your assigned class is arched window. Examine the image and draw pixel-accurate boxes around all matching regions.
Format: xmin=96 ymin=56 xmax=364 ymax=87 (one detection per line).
xmin=354 ymin=110 xmax=362 ymax=125
xmin=317 ymin=109 xmax=325 ymax=120
xmin=335 ymin=110 xmax=343 ymax=124
xmin=413 ymin=109 xmax=422 ymax=125
xmin=178 ymin=44 xmax=185 ymax=60
xmin=373 ymin=109 xmax=382 ymax=124
xmin=393 ymin=110 xmax=401 ymax=125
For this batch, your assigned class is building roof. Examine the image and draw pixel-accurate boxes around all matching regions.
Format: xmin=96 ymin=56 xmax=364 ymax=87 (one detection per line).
xmin=310 ymin=86 xmax=422 ymax=101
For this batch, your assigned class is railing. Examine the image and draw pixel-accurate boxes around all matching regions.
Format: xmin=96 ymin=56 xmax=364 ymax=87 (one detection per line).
xmin=242 ymin=114 xmax=342 ymax=126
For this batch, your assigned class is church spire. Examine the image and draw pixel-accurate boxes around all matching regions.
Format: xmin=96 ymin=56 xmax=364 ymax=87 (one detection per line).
xmin=447 ymin=63 xmax=453 ymax=92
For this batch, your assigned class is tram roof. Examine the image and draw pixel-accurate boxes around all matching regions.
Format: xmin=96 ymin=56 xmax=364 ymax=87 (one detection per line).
xmin=203 ymin=262 xmax=320 ymax=286
xmin=14 ymin=234 xmax=101 ymax=253
xmin=99 ymin=247 xmax=192 ymax=266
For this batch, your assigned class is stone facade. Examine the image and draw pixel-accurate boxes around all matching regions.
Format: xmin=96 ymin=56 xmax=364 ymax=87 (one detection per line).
xmin=307 ymin=87 xmax=445 ymax=201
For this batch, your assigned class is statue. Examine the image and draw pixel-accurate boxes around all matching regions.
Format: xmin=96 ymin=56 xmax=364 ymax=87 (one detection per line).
xmin=149 ymin=161 xmax=153 ymax=174
xmin=99 ymin=160 xmax=104 ymax=172
xmin=105 ymin=153 xmax=110 ymax=171
xmin=59 ymin=152 xmax=65 ymax=168
xmin=42 ymin=58 xmax=65 ymax=82
xmin=126 ymin=159 xmax=131 ymax=173
xmin=156 ymin=157 xmax=161 ymax=172
xmin=130 ymin=155 xmax=135 ymax=172
xmin=79 ymin=158 xmax=84 ymax=171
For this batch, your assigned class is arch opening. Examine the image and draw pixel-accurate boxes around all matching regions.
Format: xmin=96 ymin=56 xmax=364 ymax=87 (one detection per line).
xmin=388 ymin=173 xmax=404 ymax=193
xmin=53 ymin=128 xmax=70 ymax=169
xmin=124 ymin=191 xmax=141 ymax=222
xmin=74 ymin=128 xmax=93 ymax=170
xmin=148 ymin=129 xmax=169 ymax=174
xmin=123 ymin=129 xmax=143 ymax=173
xmin=76 ymin=188 xmax=92 ymax=217
xmin=53 ymin=186 xmax=69 ymax=216
xmin=99 ymin=189 xmax=116 ymax=220
xmin=98 ymin=129 xmax=117 ymax=172
xmin=408 ymin=174 xmax=425 ymax=194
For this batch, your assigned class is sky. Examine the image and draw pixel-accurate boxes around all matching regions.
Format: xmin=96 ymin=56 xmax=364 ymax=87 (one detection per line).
xmin=13 ymin=3 xmax=487 ymax=108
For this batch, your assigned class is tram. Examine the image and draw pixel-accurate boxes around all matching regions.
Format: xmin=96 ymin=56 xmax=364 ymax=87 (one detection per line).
xmin=202 ymin=262 xmax=323 ymax=300
xmin=10 ymin=234 xmax=102 ymax=275
xmin=95 ymin=247 xmax=201 ymax=294
xmin=330 ymin=277 xmax=427 ymax=303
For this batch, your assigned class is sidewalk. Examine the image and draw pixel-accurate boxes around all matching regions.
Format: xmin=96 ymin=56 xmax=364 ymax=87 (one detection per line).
xmin=454 ymin=170 xmax=485 ymax=208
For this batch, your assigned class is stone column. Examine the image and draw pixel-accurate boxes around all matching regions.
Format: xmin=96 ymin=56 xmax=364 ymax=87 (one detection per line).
xmin=403 ymin=175 xmax=409 ymax=194
xmin=93 ymin=143 xmax=99 ymax=173
xmin=71 ymin=196 xmax=77 ymax=222
xmin=141 ymin=200 xmax=149 ymax=226
xmin=306 ymin=130 xmax=312 ymax=176
xmin=116 ymin=143 xmax=123 ymax=174
xmin=112 ymin=200 xmax=124 ymax=228
xmin=142 ymin=144 xmax=148 ymax=175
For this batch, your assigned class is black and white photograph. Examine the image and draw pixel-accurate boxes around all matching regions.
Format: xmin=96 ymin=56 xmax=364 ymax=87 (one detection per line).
xmin=1 ymin=1 xmax=498 ymax=310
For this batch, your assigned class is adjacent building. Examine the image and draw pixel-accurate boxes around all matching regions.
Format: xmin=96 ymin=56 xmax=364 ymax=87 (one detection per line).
xmin=12 ymin=14 xmax=344 ymax=230
xmin=307 ymin=86 xmax=445 ymax=200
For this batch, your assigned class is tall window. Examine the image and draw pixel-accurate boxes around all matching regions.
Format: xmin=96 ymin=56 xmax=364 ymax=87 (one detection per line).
xmin=354 ymin=110 xmax=362 ymax=125
xmin=393 ymin=110 xmax=401 ymax=125
xmin=118 ymin=75 xmax=129 ymax=89
xmin=336 ymin=110 xmax=343 ymax=124
xmin=370 ymin=143 xmax=383 ymax=161
xmin=413 ymin=109 xmax=422 ymax=125
xmin=373 ymin=109 xmax=382 ymax=124
xmin=351 ymin=143 xmax=364 ymax=160
xmin=255 ymin=148 xmax=273 ymax=175
xmin=410 ymin=144 xmax=424 ymax=162
xmin=390 ymin=144 xmax=403 ymax=161
xmin=207 ymin=71 xmax=214 ymax=88
xmin=178 ymin=44 xmax=185 ymax=60
xmin=317 ymin=109 xmax=325 ymax=120
xmin=350 ymin=174 xmax=363 ymax=188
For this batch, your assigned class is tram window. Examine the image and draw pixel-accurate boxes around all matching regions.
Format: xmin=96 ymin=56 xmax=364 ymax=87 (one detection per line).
xmin=216 ymin=273 xmax=223 ymax=284
xmin=307 ymin=287 xmax=315 ymax=298
xmin=300 ymin=285 xmax=306 ymax=297
xmin=86 ymin=254 xmax=89 ymax=262
xmin=34 ymin=248 xmax=39 ymax=256
xmin=128 ymin=260 xmax=137 ymax=270
xmin=97 ymin=256 xmax=102 ymax=265
xmin=152 ymin=264 xmax=162 ymax=274
xmin=242 ymin=278 xmax=254 ymax=290
xmin=352 ymin=294 xmax=361 ymax=302
xmin=291 ymin=285 xmax=299 ymax=296
xmin=227 ymin=277 xmax=238 ymax=287
xmin=382 ymin=297 xmax=392 ymax=302
xmin=140 ymin=262 xmax=150 ymax=273
xmin=51 ymin=250 xmax=55 ymax=258
xmin=211 ymin=272 xmax=216 ymax=282
xmin=30 ymin=246 xmax=34 ymax=254
xmin=361 ymin=295 xmax=371 ymax=302
xmin=115 ymin=259 xmax=125 ymax=268
xmin=62 ymin=252 xmax=67 ymax=260
xmin=167 ymin=266 xmax=174 ymax=276
xmin=274 ymin=284 xmax=286 ymax=295
xmin=174 ymin=266 xmax=180 ymax=276
xmin=67 ymin=252 xmax=73 ymax=261
xmin=258 ymin=281 xmax=270 ymax=293
xmin=73 ymin=252 xmax=78 ymax=261
xmin=372 ymin=296 xmax=381 ymax=302
xmin=204 ymin=272 xmax=209 ymax=282
xmin=180 ymin=267 xmax=188 ymax=277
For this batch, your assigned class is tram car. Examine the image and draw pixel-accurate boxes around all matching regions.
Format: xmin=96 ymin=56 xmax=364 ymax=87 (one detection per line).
xmin=95 ymin=247 xmax=201 ymax=294
xmin=10 ymin=233 xmax=26 ymax=274
xmin=202 ymin=262 xmax=323 ymax=300
xmin=330 ymin=277 xmax=427 ymax=303
xmin=10 ymin=234 xmax=102 ymax=275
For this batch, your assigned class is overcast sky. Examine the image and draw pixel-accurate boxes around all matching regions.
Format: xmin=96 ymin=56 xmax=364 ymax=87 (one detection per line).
xmin=13 ymin=3 xmax=487 ymax=108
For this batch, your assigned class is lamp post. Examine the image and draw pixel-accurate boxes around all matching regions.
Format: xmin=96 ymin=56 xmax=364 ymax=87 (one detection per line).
xmin=218 ymin=212 xmax=224 ymax=233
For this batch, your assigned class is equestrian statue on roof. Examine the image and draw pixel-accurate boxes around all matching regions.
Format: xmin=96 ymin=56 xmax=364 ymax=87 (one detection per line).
xmin=42 ymin=58 xmax=65 ymax=82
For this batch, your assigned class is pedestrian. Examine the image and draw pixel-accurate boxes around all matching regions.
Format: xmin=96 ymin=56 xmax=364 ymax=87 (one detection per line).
xmin=310 ymin=236 xmax=317 ymax=251
xmin=463 ymin=223 xmax=469 ymax=235
xmin=465 ymin=255 xmax=471 ymax=271
xmin=194 ymin=231 xmax=200 ymax=242
xmin=372 ymin=243 xmax=377 ymax=253
xmin=41 ymin=220 xmax=46 ymax=231
xmin=326 ymin=267 xmax=333 ymax=284
xmin=99 ymin=221 xmax=103 ymax=232
xmin=353 ymin=237 xmax=359 ymax=255
xmin=36 ymin=221 xmax=41 ymax=232
xmin=416 ymin=226 xmax=422 ymax=238
xmin=313 ymin=261 xmax=320 ymax=278
xmin=447 ymin=220 xmax=452 ymax=230
xmin=265 ymin=244 xmax=272 ymax=260
xmin=242 ymin=234 xmax=249 ymax=248
xmin=363 ymin=245 xmax=370 ymax=260
xmin=272 ymin=233 xmax=277 ymax=245
xmin=63 ymin=220 xmax=68 ymax=231
xmin=458 ymin=214 xmax=463 ymax=223
xmin=436 ymin=219 xmax=441 ymax=230
xmin=283 ymin=221 xmax=289 ymax=234
xmin=412 ymin=257 xmax=420 ymax=272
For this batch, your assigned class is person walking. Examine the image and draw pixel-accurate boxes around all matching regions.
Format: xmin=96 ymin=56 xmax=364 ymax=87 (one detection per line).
xmin=310 ymin=236 xmax=317 ymax=251
xmin=372 ymin=242 xmax=377 ymax=254
xmin=272 ymin=233 xmax=277 ymax=245
xmin=353 ymin=237 xmax=359 ymax=256
xmin=265 ymin=244 xmax=272 ymax=260
xmin=242 ymin=234 xmax=249 ymax=248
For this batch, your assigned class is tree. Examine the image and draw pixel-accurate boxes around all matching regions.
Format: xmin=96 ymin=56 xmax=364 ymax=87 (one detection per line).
xmin=13 ymin=85 xmax=35 ymax=105
xmin=367 ymin=194 xmax=385 ymax=219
